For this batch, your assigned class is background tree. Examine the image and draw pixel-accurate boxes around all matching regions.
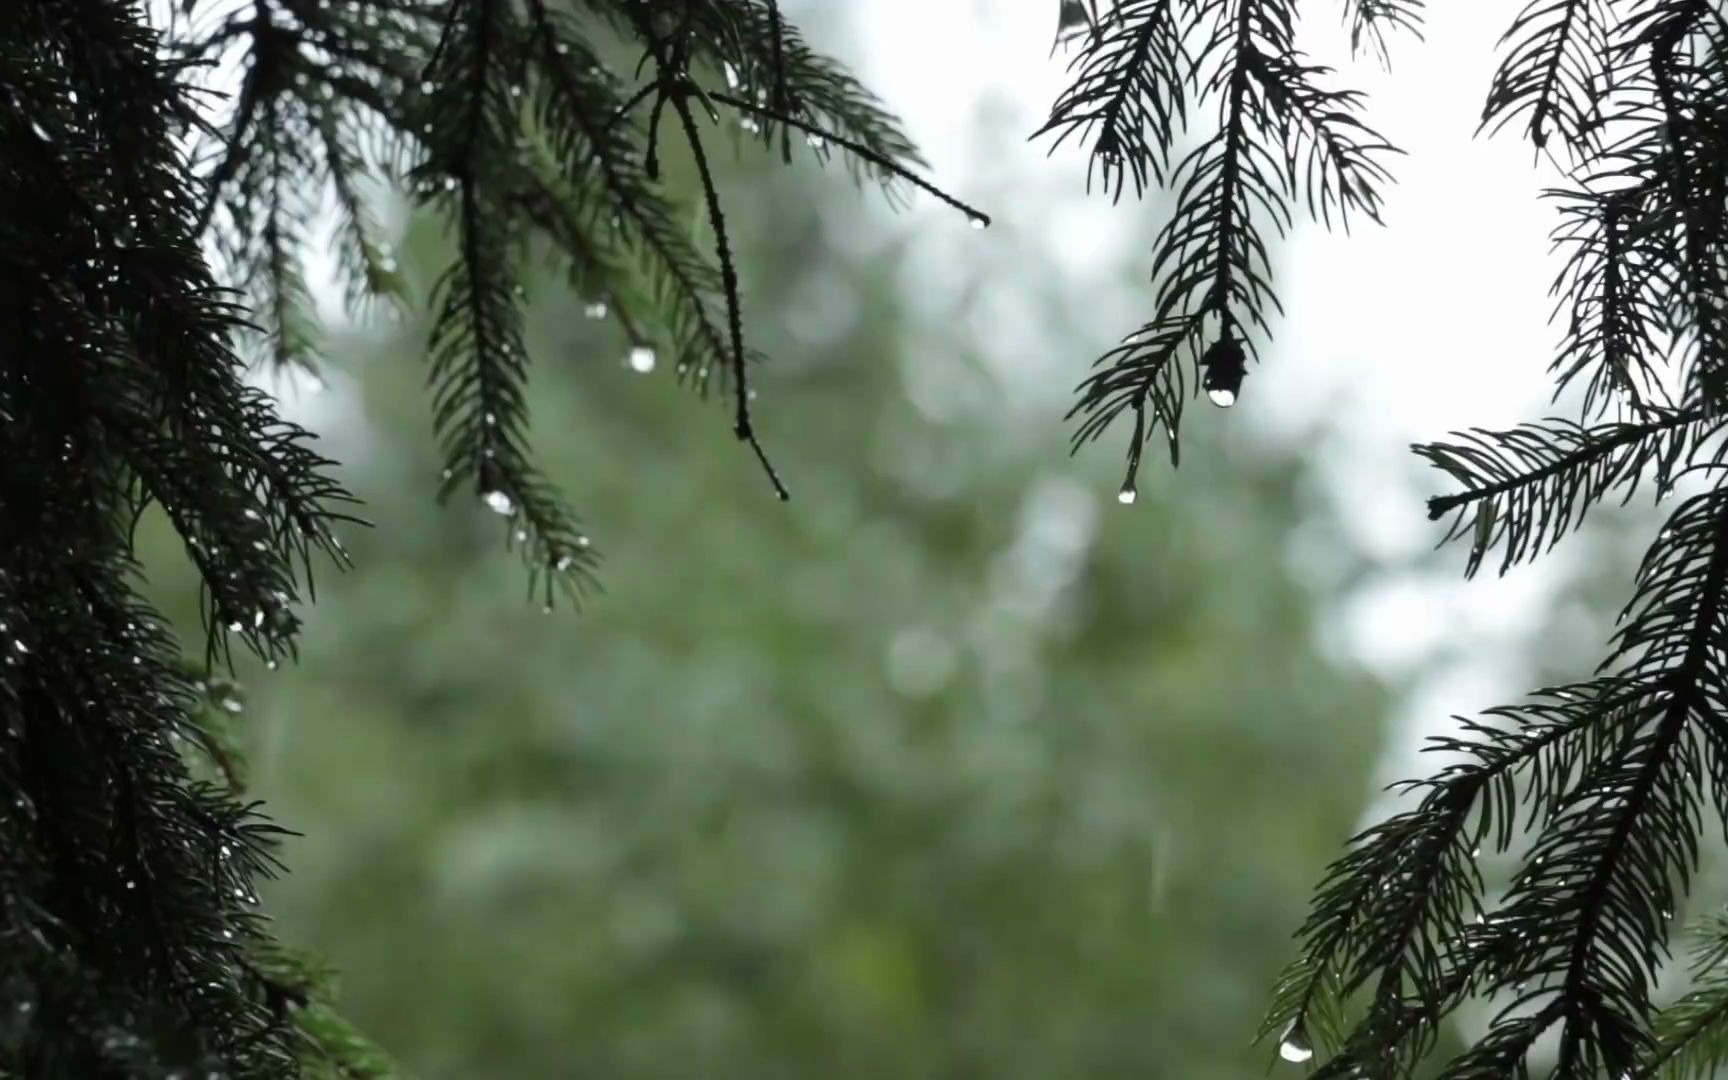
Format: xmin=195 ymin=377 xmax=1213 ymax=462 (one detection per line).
xmin=133 ymin=105 xmax=1399 ymax=1075
xmin=3 ymin=0 xmax=1725 ymax=1077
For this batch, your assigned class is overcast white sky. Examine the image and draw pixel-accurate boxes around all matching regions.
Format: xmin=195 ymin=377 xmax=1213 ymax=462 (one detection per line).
xmin=836 ymin=0 xmax=1616 ymax=778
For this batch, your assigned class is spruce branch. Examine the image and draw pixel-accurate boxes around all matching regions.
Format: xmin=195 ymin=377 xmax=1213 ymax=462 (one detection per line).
xmin=1034 ymin=0 xmax=1199 ymax=202
xmin=1268 ymin=678 xmax=1648 ymax=1077
xmin=1636 ymin=910 xmax=1728 ymax=1078
xmin=527 ymin=0 xmax=737 ymax=397
xmin=1417 ymin=408 xmax=1701 ymax=579
xmin=1480 ymin=0 xmax=1619 ymax=157
xmin=670 ymin=89 xmax=791 ymax=501
xmin=1341 ymin=0 xmax=1426 ymax=70
xmin=1053 ymin=0 xmax=1401 ymax=477
xmin=417 ymin=0 xmax=601 ymax=608
xmin=1543 ymin=182 xmax=1675 ymax=419
xmin=708 ymin=89 xmax=991 ymax=225
xmin=1284 ymin=473 xmax=1728 ymax=1076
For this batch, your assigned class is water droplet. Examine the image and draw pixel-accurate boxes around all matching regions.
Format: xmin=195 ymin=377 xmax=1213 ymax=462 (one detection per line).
xmin=125 ymin=879 xmax=136 ymax=890
xmin=555 ymin=554 xmax=576 ymax=572
xmin=1208 ymin=387 xmax=1237 ymax=408
xmin=577 ymin=535 xmax=592 ymax=547
xmin=724 ymin=62 xmax=740 ymax=89
xmin=265 ymin=660 xmax=279 ymax=671
xmin=419 ymin=80 xmax=435 ymax=95
xmin=482 ymin=490 xmax=516 ymax=516
xmin=11 ymin=639 xmax=25 ymax=654
xmin=484 ymin=411 xmax=497 ymax=426
xmin=969 ymin=216 xmax=987 ymax=230
xmin=1278 ymin=1021 xmax=1314 ymax=1064
xmin=227 ymin=621 xmax=243 ymax=633
xmin=541 ymin=604 xmax=554 ymax=615
xmin=1117 ymin=486 xmax=1137 ymax=505
xmin=585 ymin=301 xmax=609 ymax=319
xmin=1471 ymin=844 xmax=1482 ymax=857
xmin=628 ymin=346 xmax=657 ymax=373
xmin=513 ymin=528 xmax=528 ymax=543
xmin=219 ymin=844 xmax=232 ymax=858
xmin=220 ymin=697 xmax=242 ymax=715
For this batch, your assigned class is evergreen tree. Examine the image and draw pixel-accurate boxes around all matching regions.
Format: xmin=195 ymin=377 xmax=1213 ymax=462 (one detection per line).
xmin=0 ymin=1 xmax=1722 ymax=1078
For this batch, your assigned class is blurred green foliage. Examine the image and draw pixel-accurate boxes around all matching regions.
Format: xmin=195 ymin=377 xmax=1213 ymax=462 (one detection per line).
xmin=138 ymin=34 xmax=1400 ymax=1078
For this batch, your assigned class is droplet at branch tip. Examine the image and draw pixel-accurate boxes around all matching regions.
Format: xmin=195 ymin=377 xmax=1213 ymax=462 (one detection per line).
xmin=1119 ymin=394 xmax=1147 ymax=504
xmin=1277 ymin=1020 xmax=1314 ymax=1065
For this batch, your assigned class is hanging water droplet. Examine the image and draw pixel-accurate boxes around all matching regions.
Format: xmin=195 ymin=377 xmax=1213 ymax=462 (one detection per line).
xmin=1662 ymin=907 xmax=1674 ymax=920
xmin=969 ymin=216 xmax=987 ymax=230
xmin=265 ymin=660 xmax=279 ymax=671
xmin=219 ymin=844 xmax=232 ymax=858
xmin=1202 ymin=334 xmax=1247 ymax=408
xmin=577 ymin=535 xmax=591 ymax=547
xmin=628 ymin=346 xmax=657 ymax=373
xmin=1471 ymin=844 xmax=1482 ymax=858
xmin=555 ymin=554 xmax=575 ymax=572
xmin=514 ymin=528 xmax=528 ymax=543
xmin=220 ymin=696 xmax=242 ymax=715
xmin=541 ymin=604 xmax=554 ymax=615
xmin=484 ymin=411 xmax=497 ymax=427
xmin=10 ymin=639 xmax=25 ymax=655
xmin=419 ymin=80 xmax=436 ymax=95
xmin=227 ymin=621 xmax=243 ymax=633
xmin=124 ymin=879 xmax=136 ymax=890
xmin=585 ymin=300 xmax=609 ymax=319
xmin=482 ymin=489 xmax=516 ymax=516
xmin=1278 ymin=1021 xmax=1314 ymax=1064
xmin=723 ymin=62 xmax=740 ymax=89
xmin=1117 ymin=486 xmax=1137 ymax=505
